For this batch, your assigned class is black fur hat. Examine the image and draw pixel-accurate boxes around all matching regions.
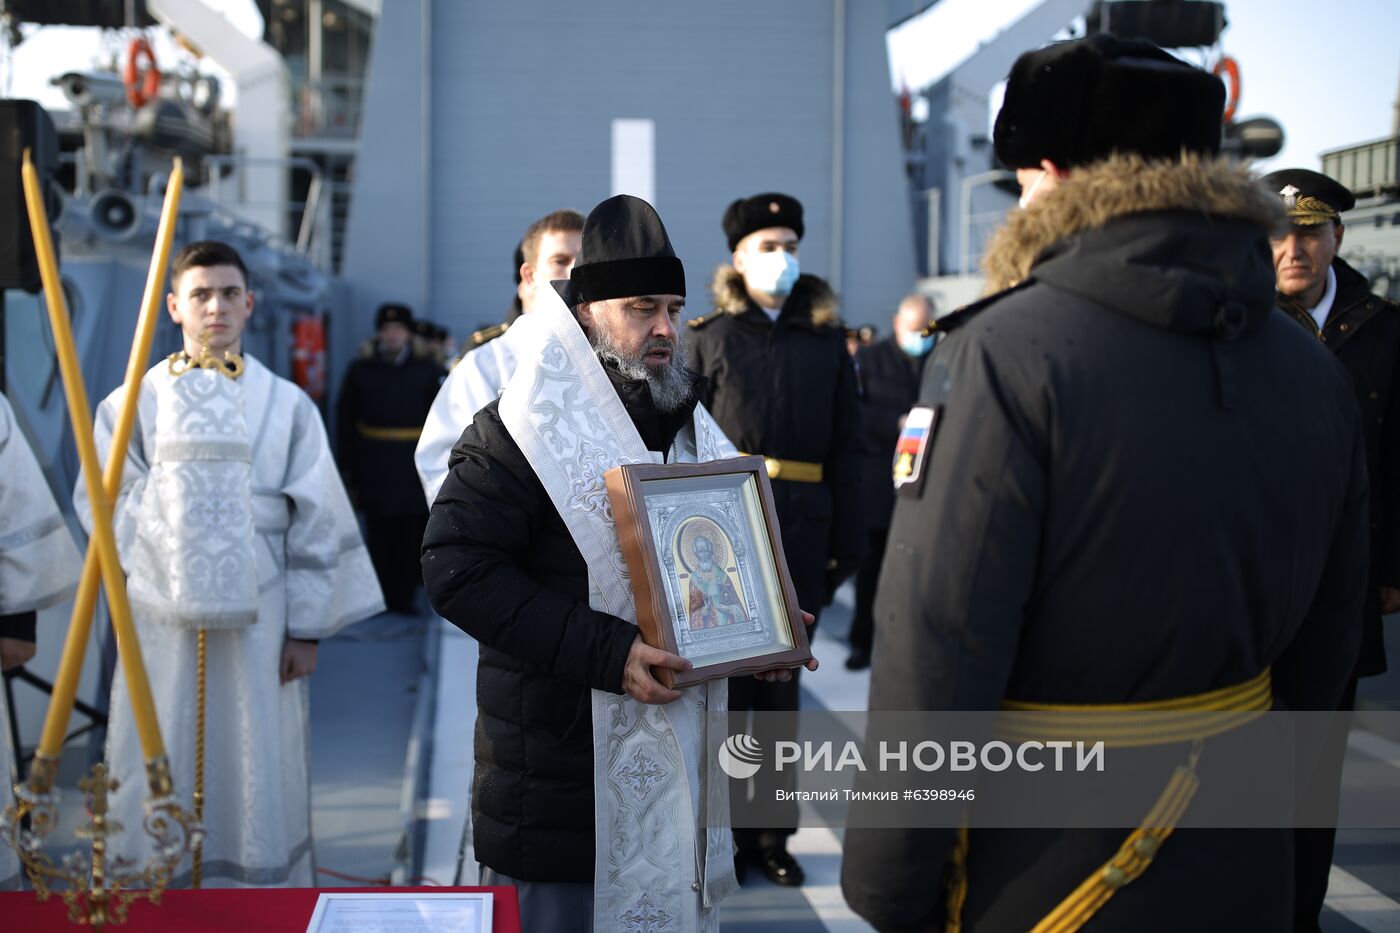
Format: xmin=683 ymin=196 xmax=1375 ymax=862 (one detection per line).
xmin=722 ymin=193 xmax=805 ymax=251
xmin=375 ymin=303 xmax=413 ymax=328
xmin=994 ymin=34 xmax=1225 ymax=170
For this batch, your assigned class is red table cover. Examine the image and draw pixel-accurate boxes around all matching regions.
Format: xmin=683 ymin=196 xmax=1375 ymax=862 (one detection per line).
xmin=0 ymin=885 xmax=521 ymax=932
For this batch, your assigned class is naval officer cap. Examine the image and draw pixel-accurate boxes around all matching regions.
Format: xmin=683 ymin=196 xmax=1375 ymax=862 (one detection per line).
xmin=722 ymin=193 xmax=805 ymax=251
xmin=1260 ymin=168 xmax=1355 ymax=225
xmin=994 ymin=34 xmax=1225 ymax=170
xmin=552 ymin=195 xmax=685 ymax=308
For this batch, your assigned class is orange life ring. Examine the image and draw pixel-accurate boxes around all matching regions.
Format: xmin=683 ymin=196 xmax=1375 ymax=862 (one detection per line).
xmin=123 ymin=37 xmax=162 ymax=109
xmin=1213 ymin=56 xmax=1240 ymax=124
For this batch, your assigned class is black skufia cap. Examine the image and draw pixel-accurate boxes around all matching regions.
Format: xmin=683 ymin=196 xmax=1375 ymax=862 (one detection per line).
xmin=722 ymin=193 xmax=805 ymax=251
xmin=994 ymin=34 xmax=1225 ymax=170
xmin=552 ymin=195 xmax=685 ymax=308
xmin=1260 ymin=168 xmax=1355 ymax=225
xmin=376 ymin=303 xmax=414 ymax=327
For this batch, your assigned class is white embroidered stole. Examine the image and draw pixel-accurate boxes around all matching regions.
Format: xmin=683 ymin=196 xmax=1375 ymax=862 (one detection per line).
xmin=499 ymin=294 xmax=738 ymax=930
xmin=126 ymin=365 xmax=258 ymax=629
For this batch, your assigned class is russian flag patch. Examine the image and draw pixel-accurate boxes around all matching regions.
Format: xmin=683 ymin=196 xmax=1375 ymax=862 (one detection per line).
xmin=893 ymin=406 xmax=938 ymax=495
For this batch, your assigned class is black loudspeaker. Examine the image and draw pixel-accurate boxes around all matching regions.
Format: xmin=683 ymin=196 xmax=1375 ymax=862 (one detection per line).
xmin=0 ymin=99 xmax=60 ymax=292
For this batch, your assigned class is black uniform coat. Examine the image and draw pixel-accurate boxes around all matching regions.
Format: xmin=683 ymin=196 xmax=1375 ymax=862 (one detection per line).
xmin=421 ymin=364 xmax=698 ymax=883
xmin=840 ymin=156 xmax=1369 ymax=932
xmin=687 ymin=268 xmax=865 ymax=608
xmin=855 ymin=336 xmax=929 ymax=526
xmin=336 ymin=344 xmax=443 ymax=515
xmin=1279 ymin=256 xmax=1400 ymax=677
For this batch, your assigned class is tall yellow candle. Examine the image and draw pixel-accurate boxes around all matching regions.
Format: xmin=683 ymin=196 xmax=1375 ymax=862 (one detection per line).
xmin=21 ymin=150 xmax=165 ymax=764
xmin=35 ymin=160 xmax=184 ymax=763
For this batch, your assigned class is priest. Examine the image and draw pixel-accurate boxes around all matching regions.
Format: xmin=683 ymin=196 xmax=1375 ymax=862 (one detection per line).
xmin=423 ymin=195 xmax=813 ymax=932
xmin=75 ymin=240 xmax=383 ymax=887
xmin=1 ymin=391 xmax=82 ymax=890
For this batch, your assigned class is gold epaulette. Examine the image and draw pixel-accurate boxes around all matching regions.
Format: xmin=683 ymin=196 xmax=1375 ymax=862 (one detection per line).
xmin=470 ymin=321 xmax=510 ymax=347
xmin=686 ymin=313 xmax=717 ymax=330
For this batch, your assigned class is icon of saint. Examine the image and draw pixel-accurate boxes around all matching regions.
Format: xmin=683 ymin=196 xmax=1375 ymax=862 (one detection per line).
xmin=678 ymin=520 xmax=748 ymax=630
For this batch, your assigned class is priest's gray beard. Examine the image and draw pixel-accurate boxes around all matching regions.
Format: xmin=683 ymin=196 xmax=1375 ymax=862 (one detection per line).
xmin=591 ymin=326 xmax=695 ymax=413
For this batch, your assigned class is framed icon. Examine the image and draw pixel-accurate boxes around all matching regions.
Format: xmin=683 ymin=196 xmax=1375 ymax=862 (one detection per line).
xmin=605 ymin=456 xmax=812 ymax=688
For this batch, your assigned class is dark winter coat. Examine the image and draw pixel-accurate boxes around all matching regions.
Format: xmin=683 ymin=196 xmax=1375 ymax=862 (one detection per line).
xmin=854 ymin=336 xmax=929 ymax=526
xmin=421 ymin=363 xmax=698 ymax=883
xmin=687 ymin=268 xmax=865 ymax=609
xmin=1279 ymin=256 xmax=1400 ymax=677
xmin=841 ymin=156 xmax=1369 ymax=932
xmin=336 ymin=345 xmax=443 ymax=516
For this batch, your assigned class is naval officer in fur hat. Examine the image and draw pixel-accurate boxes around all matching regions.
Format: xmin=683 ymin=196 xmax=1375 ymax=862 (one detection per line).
xmin=840 ymin=35 xmax=1368 ymax=932
xmin=687 ymin=192 xmax=865 ymax=886
xmin=1264 ymin=166 xmax=1400 ymax=931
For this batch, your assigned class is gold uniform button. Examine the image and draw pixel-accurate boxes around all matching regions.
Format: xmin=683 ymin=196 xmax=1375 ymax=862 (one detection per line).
xmin=1134 ymin=836 xmax=1161 ymax=860
xmin=1341 ymin=323 xmax=1350 ymax=332
xmin=1371 ymin=392 xmax=1379 ymax=400
xmin=1102 ymin=865 xmax=1129 ymax=889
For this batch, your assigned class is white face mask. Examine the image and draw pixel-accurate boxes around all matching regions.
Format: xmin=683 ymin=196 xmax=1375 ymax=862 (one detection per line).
xmin=742 ymin=250 xmax=800 ymax=298
xmin=1019 ymin=170 xmax=1048 ymax=210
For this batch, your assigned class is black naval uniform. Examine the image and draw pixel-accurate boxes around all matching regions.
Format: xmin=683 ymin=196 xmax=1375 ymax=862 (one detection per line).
xmin=688 ymin=265 xmax=864 ymax=864
xmin=1278 ymin=256 xmax=1400 ymax=679
xmin=688 ymin=267 xmax=866 ymax=614
xmin=336 ymin=343 xmax=443 ymax=612
xmin=850 ymin=335 xmax=930 ymax=663
xmin=840 ymin=156 xmax=1368 ymax=932
xmin=1264 ymin=166 xmax=1400 ymax=931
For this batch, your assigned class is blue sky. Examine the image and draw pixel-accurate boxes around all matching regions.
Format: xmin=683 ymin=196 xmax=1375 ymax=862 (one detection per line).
xmin=888 ymin=0 xmax=1400 ymax=171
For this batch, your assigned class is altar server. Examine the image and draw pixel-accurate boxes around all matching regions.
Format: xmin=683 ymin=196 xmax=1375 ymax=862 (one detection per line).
xmin=75 ymin=240 xmax=383 ymax=887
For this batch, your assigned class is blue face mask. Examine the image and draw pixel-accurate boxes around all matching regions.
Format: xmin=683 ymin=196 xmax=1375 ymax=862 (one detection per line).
xmin=898 ymin=332 xmax=935 ymax=357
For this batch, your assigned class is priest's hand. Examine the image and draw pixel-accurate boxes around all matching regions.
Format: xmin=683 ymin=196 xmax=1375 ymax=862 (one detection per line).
xmin=624 ymin=635 xmax=691 ymax=705
xmin=753 ymin=610 xmax=819 ymax=683
xmin=280 ymin=639 xmax=319 ymax=684
xmin=1381 ymin=587 xmax=1400 ymax=615
xmin=1 ymin=638 xmax=36 ymax=672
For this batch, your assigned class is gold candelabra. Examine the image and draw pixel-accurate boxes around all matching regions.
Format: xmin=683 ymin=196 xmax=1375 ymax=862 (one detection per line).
xmin=2 ymin=151 xmax=203 ymax=926
xmin=2 ymin=758 xmax=204 ymax=927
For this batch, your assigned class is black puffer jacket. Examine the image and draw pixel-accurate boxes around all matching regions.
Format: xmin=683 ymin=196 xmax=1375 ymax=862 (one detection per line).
xmin=1278 ymin=257 xmax=1400 ymax=677
xmin=421 ymin=364 xmax=698 ymax=882
xmin=841 ymin=156 xmax=1368 ymax=932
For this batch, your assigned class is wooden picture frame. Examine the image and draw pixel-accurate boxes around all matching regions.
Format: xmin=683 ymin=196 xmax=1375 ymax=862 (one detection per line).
xmin=605 ymin=456 xmax=813 ymax=689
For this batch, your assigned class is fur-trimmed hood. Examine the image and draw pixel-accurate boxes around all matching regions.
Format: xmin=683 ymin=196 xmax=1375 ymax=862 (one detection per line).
xmin=981 ymin=155 xmax=1287 ymax=338
xmin=710 ymin=264 xmax=840 ymax=328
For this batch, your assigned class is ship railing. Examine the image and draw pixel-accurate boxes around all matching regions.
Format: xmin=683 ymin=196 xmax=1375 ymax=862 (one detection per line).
xmin=199 ymin=154 xmax=334 ymax=271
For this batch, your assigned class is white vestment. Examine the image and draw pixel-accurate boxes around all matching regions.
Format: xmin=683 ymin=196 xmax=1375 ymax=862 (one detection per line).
xmin=499 ymin=292 xmax=739 ymax=931
xmin=0 ymin=393 xmax=81 ymax=890
xmin=415 ymin=315 xmax=540 ymax=506
xmin=75 ymin=355 xmax=384 ymax=888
